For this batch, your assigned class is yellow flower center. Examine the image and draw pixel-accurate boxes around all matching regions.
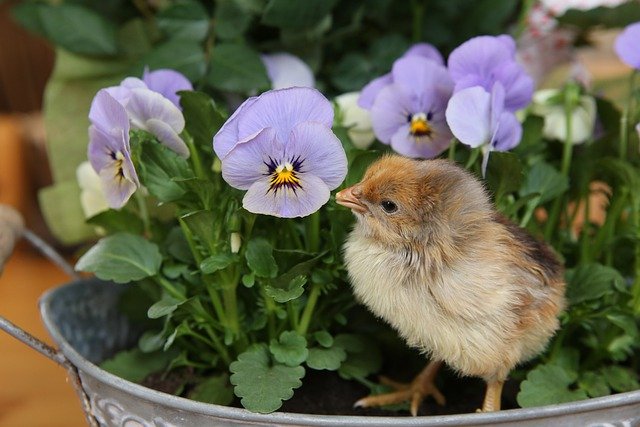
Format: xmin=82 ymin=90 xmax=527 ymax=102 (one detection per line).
xmin=409 ymin=112 xmax=432 ymax=137
xmin=269 ymin=162 xmax=302 ymax=192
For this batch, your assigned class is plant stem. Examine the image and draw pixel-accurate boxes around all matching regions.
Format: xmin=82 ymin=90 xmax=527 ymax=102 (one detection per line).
xmin=156 ymin=276 xmax=185 ymax=300
xmin=544 ymin=100 xmax=574 ymax=241
xmin=464 ymin=147 xmax=480 ymax=170
xmin=297 ymin=283 xmax=321 ymax=336
xmin=619 ymin=71 xmax=637 ymax=160
xmin=305 ymin=212 xmax=321 ymax=253
xmin=411 ymin=0 xmax=425 ymax=43
xmin=515 ymin=0 xmax=535 ymax=38
xmin=519 ymin=196 xmax=541 ymax=228
xmin=135 ymin=192 xmax=151 ymax=237
xmin=631 ymin=195 xmax=640 ymax=314
xmin=448 ymin=139 xmax=457 ymax=161
xmin=185 ymin=132 xmax=207 ymax=180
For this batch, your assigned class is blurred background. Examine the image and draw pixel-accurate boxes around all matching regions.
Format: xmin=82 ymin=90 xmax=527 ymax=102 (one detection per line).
xmin=0 ymin=0 xmax=635 ymax=425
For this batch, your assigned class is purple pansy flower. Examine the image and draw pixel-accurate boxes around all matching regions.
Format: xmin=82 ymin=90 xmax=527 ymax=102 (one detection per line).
xmin=358 ymin=42 xmax=444 ymax=109
xmin=87 ymin=90 xmax=140 ymax=208
xmin=261 ymin=52 xmax=315 ymax=89
xmin=445 ymin=83 xmax=522 ymax=175
xmin=448 ymin=35 xmax=534 ymax=111
xmin=369 ymin=55 xmax=454 ymax=159
xmin=614 ymin=22 xmax=640 ymax=69
xmin=213 ymin=87 xmax=347 ymax=218
xmin=106 ymin=68 xmax=193 ymax=109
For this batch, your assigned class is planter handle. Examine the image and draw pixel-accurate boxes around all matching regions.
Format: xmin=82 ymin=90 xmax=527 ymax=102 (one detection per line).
xmin=0 ymin=204 xmax=97 ymax=426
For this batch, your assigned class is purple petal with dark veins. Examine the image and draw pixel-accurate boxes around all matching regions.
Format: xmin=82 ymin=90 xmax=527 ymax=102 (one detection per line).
xmin=221 ymin=128 xmax=280 ymax=190
xmin=213 ymin=96 xmax=258 ymax=159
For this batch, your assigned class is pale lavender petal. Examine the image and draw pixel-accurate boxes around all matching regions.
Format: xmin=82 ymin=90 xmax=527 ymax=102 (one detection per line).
xmin=445 ymin=86 xmax=491 ymax=148
xmin=615 ymin=22 xmax=640 ymax=69
xmin=89 ymin=90 xmax=130 ymax=133
xmin=146 ymin=119 xmax=190 ymax=158
xmin=388 ymin=123 xmax=450 ymax=159
xmin=98 ymin=164 xmax=137 ymax=209
xmin=236 ymin=87 xmax=333 ymax=142
xmin=213 ymin=96 xmax=258 ymax=159
xmin=358 ymin=74 xmax=392 ymax=109
xmin=370 ymin=84 xmax=413 ymax=144
xmin=143 ymin=68 xmax=193 ymax=108
xmin=242 ymin=173 xmax=330 ymax=218
xmin=448 ymin=35 xmax=517 ymax=82
xmin=221 ymin=128 xmax=280 ymax=190
xmin=88 ymin=125 xmax=125 ymax=172
xmin=121 ymin=77 xmax=146 ymax=90
xmin=287 ymin=122 xmax=347 ymax=190
xmin=261 ymin=52 xmax=315 ymax=89
xmin=402 ymin=42 xmax=444 ymax=65
xmin=496 ymin=35 xmax=517 ymax=57
xmin=492 ymin=111 xmax=522 ymax=152
xmin=127 ymin=88 xmax=185 ymax=134
xmin=104 ymin=85 xmax=134 ymax=106
xmin=490 ymin=82 xmax=506 ymax=131
xmin=493 ymin=62 xmax=534 ymax=111
xmin=391 ymin=56 xmax=453 ymax=104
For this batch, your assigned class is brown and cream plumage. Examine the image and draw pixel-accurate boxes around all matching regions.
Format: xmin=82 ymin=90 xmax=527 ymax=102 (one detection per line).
xmin=336 ymin=155 xmax=565 ymax=415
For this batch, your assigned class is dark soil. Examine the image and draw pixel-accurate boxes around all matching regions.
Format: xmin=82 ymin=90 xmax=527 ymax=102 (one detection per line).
xmin=279 ymin=367 xmax=521 ymax=417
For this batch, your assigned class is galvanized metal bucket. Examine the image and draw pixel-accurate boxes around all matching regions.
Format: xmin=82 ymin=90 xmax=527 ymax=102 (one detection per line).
xmin=32 ymin=279 xmax=640 ymax=427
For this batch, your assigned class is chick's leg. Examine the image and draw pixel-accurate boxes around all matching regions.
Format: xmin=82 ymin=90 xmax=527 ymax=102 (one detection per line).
xmin=479 ymin=380 xmax=504 ymax=412
xmin=355 ymin=360 xmax=445 ymax=416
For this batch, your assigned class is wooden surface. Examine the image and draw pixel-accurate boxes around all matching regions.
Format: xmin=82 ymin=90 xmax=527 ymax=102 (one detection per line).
xmin=0 ymin=246 xmax=86 ymax=427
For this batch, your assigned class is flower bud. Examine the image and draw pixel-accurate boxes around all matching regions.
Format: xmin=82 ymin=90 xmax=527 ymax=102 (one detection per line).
xmin=334 ymin=92 xmax=375 ymax=149
xmin=230 ymin=232 xmax=241 ymax=254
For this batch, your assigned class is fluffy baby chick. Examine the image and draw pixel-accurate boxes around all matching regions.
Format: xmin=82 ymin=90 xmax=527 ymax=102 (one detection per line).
xmin=336 ymin=155 xmax=565 ymax=415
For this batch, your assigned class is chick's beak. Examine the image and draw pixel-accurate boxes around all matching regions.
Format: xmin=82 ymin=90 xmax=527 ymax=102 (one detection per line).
xmin=336 ymin=185 xmax=368 ymax=214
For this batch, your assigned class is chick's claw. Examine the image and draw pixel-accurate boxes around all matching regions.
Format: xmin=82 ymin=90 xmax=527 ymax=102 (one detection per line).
xmin=354 ymin=361 xmax=445 ymax=417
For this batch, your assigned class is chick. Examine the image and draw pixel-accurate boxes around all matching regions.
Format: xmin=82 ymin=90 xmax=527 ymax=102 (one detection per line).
xmin=336 ymin=155 xmax=565 ymax=415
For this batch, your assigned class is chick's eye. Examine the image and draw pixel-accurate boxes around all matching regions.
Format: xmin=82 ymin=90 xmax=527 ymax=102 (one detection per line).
xmin=380 ymin=200 xmax=398 ymax=214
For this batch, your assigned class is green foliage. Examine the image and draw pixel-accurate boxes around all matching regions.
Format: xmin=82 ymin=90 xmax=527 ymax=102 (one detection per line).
xmin=100 ymin=348 xmax=178 ymax=383
xmin=75 ymin=233 xmax=162 ymax=283
xmin=517 ymin=364 xmax=589 ymax=407
xmin=246 ymin=238 xmax=278 ymax=278
xmin=269 ymin=331 xmax=309 ymax=366
xmin=207 ymin=43 xmax=270 ymax=93
xmin=189 ymin=374 xmax=235 ymax=405
xmin=306 ymin=345 xmax=347 ymax=370
xmin=230 ymin=345 xmax=305 ymax=413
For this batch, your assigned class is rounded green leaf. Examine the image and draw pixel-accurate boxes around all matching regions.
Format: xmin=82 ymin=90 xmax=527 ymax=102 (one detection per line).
xmin=306 ymin=346 xmax=346 ymax=371
xmin=75 ymin=233 xmax=162 ymax=283
xmin=230 ymin=345 xmax=305 ymax=413
xmin=207 ymin=43 xmax=269 ymax=93
xmin=269 ymin=331 xmax=308 ymax=366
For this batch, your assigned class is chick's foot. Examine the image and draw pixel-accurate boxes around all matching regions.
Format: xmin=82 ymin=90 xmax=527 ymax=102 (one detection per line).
xmin=354 ymin=360 xmax=445 ymax=416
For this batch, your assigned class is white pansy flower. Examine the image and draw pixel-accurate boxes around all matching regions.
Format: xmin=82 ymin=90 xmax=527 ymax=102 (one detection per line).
xmin=335 ymin=92 xmax=375 ymax=149
xmin=76 ymin=161 xmax=109 ymax=219
xmin=531 ymin=88 xmax=596 ymax=144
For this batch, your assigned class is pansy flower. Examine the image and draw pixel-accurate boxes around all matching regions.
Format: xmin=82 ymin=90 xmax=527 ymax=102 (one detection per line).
xmin=358 ymin=42 xmax=444 ymax=109
xmin=614 ymin=22 xmax=640 ymax=69
xmin=87 ymin=90 xmax=140 ymax=208
xmin=448 ymin=35 xmax=534 ymax=111
xmin=213 ymin=87 xmax=347 ymax=218
xmin=531 ymin=88 xmax=596 ymax=145
xmin=369 ymin=55 xmax=454 ymax=159
xmin=446 ymin=83 xmax=522 ymax=175
xmin=106 ymin=68 xmax=193 ymax=109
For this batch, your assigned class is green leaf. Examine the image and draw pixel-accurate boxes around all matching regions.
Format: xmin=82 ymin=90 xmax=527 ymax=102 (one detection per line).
xmin=331 ymin=53 xmax=373 ymax=92
xmin=262 ymin=0 xmax=339 ymax=29
xmin=579 ymin=371 xmax=611 ymax=398
xmin=207 ymin=43 xmax=270 ymax=92
xmin=137 ymin=39 xmax=206 ymax=81
xmin=519 ymin=162 xmax=568 ymax=205
xmin=86 ymin=209 xmax=145 ymax=235
xmin=306 ymin=346 xmax=347 ymax=371
xmin=200 ymin=253 xmax=237 ymax=274
xmin=346 ymin=150 xmax=380 ymax=186
xmin=559 ymin=2 xmax=640 ymax=29
xmin=101 ymin=348 xmax=178 ymax=383
xmin=242 ymin=273 xmax=255 ymax=288
xmin=517 ymin=364 xmax=588 ymax=407
xmin=157 ymin=0 xmax=209 ymax=41
xmin=601 ymin=366 xmax=640 ymax=392
xmin=179 ymin=91 xmax=226 ymax=149
xmin=335 ymin=334 xmax=382 ymax=380
xmin=139 ymin=140 xmax=194 ymax=202
xmin=189 ymin=374 xmax=234 ymax=405
xmin=230 ymin=345 xmax=305 ymax=413
xmin=269 ymin=331 xmax=308 ymax=367
xmin=180 ymin=210 xmax=217 ymax=252
xmin=148 ymin=295 xmax=185 ymax=319
xmin=265 ymin=275 xmax=306 ymax=303
xmin=485 ymin=152 xmax=524 ymax=202
xmin=75 ymin=233 xmax=162 ymax=283
xmin=215 ymin=0 xmax=254 ymax=39
xmin=246 ymin=238 xmax=278 ymax=278
xmin=13 ymin=3 xmax=118 ymax=56
xmin=565 ymin=263 xmax=622 ymax=305
xmin=139 ymin=328 xmax=167 ymax=352
xmin=314 ymin=331 xmax=333 ymax=348
xmin=165 ymin=226 xmax=195 ymax=263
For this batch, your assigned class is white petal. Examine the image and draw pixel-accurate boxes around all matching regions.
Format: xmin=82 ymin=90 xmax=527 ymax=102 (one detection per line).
xmin=335 ymin=92 xmax=375 ymax=149
xmin=445 ymin=87 xmax=492 ymax=148
xmin=262 ymin=52 xmax=315 ymax=89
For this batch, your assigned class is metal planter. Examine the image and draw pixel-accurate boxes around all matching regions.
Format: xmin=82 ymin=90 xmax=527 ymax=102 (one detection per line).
xmin=39 ymin=279 xmax=640 ymax=427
